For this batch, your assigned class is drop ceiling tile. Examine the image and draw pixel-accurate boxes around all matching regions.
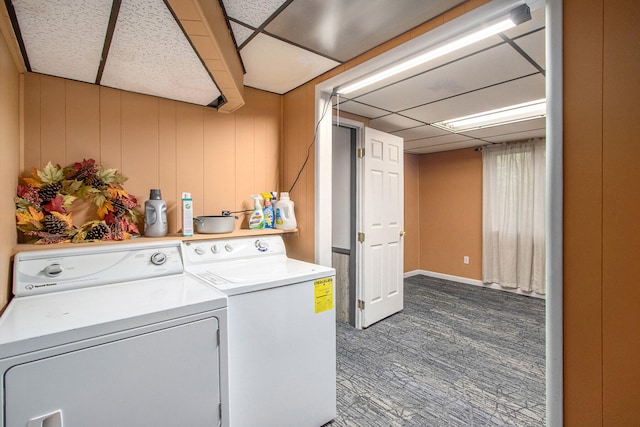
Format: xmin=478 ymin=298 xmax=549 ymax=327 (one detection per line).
xmin=230 ymin=21 xmax=255 ymax=46
xmin=369 ymin=114 xmax=424 ymax=133
xmin=222 ymin=0 xmax=287 ymax=28
xmin=334 ymin=100 xmax=389 ymax=119
xmin=513 ymin=29 xmax=545 ymax=70
xmin=356 ymin=43 xmax=540 ymax=112
xmin=404 ymin=135 xmax=480 ymax=153
xmin=241 ymin=33 xmax=339 ymax=94
xmin=11 ymin=0 xmax=112 ymax=83
xmin=393 ymin=124 xmax=447 ymax=141
xmin=265 ymin=0 xmax=465 ymax=62
xmin=402 ymin=74 xmax=545 ymax=124
xmin=102 ymin=0 xmax=221 ymax=106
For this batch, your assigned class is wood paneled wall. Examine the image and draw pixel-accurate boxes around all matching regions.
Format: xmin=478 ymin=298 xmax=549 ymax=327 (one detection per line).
xmin=564 ymin=0 xmax=640 ymax=424
xmin=418 ymin=149 xmax=482 ymax=279
xmin=22 ymin=74 xmax=282 ymax=234
xmin=0 ymin=31 xmax=19 ymax=309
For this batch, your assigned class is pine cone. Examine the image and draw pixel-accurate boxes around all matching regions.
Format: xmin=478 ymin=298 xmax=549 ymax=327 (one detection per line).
xmin=85 ymin=223 xmax=110 ymax=240
xmin=44 ymin=214 xmax=67 ymax=234
xmin=111 ymin=198 xmax=127 ymax=216
xmin=38 ymin=183 xmax=62 ymax=205
xmin=85 ymin=175 xmax=106 ymax=189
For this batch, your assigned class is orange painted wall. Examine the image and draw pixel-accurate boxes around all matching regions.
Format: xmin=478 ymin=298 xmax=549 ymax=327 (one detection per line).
xmin=22 ymin=74 xmax=282 ymax=235
xmin=403 ymin=153 xmax=420 ymax=272
xmin=0 ymin=31 xmax=19 ymax=309
xmin=418 ymin=148 xmax=482 ymax=279
xmin=564 ymin=0 xmax=640 ymax=424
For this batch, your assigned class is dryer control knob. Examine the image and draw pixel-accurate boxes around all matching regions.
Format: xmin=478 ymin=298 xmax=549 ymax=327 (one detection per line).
xmin=43 ymin=263 xmax=63 ymax=276
xmin=150 ymin=252 xmax=167 ymax=265
xmin=255 ymin=239 xmax=269 ymax=252
xmin=211 ymin=244 xmax=219 ymax=254
xmin=224 ymin=243 xmax=233 ymax=252
xmin=194 ymin=246 xmax=206 ymax=255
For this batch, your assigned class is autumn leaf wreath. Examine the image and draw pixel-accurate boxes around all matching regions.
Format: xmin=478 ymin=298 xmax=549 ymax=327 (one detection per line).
xmin=15 ymin=159 xmax=141 ymax=244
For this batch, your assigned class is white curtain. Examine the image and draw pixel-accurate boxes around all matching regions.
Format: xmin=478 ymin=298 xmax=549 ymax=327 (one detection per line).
xmin=482 ymin=139 xmax=545 ymax=294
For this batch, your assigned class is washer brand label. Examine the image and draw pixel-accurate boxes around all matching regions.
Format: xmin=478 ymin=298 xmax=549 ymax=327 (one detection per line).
xmin=25 ymin=283 xmax=58 ymax=291
xmin=314 ymin=277 xmax=333 ymax=314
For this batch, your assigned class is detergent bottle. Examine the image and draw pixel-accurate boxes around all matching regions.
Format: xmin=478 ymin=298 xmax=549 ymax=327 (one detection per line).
xmin=262 ymin=192 xmax=275 ymax=229
xmin=144 ymin=189 xmax=168 ymax=237
xmin=248 ymin=195 xmax=265 ymax=229
xmin=275 ymin=192 xmax=297 ymax=230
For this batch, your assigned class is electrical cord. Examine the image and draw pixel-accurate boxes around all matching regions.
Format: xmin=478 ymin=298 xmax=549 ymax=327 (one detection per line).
xmin=287 ymin=95 xmax=334 ymax=194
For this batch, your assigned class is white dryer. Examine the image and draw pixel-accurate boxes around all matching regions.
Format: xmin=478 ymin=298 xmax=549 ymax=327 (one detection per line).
xmin=0 ymin=241 xmax=229 ymax=427
xmin=183 ymin=236 xmax=336 ymax=427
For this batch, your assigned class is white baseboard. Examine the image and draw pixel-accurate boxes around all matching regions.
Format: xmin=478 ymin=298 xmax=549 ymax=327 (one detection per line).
xmin=404 ymin=269 xmax=545 ymax=300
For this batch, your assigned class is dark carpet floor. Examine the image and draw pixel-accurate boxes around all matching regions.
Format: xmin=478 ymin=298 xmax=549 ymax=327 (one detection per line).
xmin=327 ymin=275 xmax=546 ymax=426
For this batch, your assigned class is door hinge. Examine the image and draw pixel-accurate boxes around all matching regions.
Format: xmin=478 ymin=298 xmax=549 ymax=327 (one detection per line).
xmin=216 ymin=328 xmax=220 ymax=347
xmin=219 ymin=402 xmax=222 ymax=420
xmin=357 ymin=299 xmax=365 ymax=310
xmin=357 ymin=232 xmax=365 ymax=243
xmin=357 ymin=148 xmax=365 ymax=158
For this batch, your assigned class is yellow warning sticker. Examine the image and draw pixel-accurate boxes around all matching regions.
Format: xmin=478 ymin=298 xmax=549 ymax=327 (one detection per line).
xmin=314 ymin=277 xmax=334 ymax=314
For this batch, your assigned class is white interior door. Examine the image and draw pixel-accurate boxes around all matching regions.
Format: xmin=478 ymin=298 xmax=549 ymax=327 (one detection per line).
xmin=357 ymin=127 xmax=404 ymax=329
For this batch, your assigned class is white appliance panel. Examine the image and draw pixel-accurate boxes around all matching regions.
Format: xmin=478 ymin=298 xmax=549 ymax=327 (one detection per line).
xmin=5 ymin=317 xmax=221 ymax=427
xmin=227 ymin=279 xmax=336 ymax=427
xmin=13 ymin=240 xmax=184 ymax=296
xmin=0 ymin=274 xmax=226 ymax=358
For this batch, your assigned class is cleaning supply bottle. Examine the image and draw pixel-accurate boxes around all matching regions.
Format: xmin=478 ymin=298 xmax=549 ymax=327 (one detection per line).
xmin=248 ymin=195 xmax=265 ymax=229
xmin=275 ymin=192 xmax=297 ymax=230
xmin=144 ymin=189 xmax=168 ymax=237
xmin=262 ymin=192 xmax=275 ymax=229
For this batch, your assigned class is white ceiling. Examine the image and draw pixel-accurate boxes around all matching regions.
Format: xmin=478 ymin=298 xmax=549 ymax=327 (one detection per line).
xmin=222 ymin=0 xmax=546 ymax=153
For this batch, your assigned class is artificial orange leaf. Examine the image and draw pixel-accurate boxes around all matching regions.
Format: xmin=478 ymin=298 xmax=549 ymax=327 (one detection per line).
xmin=22 ymin=177 xmax=42 ymax=187
xmin=97 ymin=200 xmax=112 ymax=219
xmin=16 ymin=206 xmax=44 ymax=228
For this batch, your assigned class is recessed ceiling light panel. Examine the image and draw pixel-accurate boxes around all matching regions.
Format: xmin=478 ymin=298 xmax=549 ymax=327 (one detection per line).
xmin=431 ymin=98 xmax=546 ymax=133
xmin=11 ymin=0 xmax=112 ymax=83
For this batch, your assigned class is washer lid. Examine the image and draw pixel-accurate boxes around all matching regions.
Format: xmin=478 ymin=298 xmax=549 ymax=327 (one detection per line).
xmin=189 ymin=256 xmax=335 ymax=296
xmin=0 ymin=274 xmax=227 ymax=358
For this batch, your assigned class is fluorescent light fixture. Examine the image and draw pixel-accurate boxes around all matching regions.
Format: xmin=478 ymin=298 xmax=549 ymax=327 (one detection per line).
xmin=336 ymin=4 xmax=531 ymax=95
xmin=431 ymin=98 xmax=546 ymax=133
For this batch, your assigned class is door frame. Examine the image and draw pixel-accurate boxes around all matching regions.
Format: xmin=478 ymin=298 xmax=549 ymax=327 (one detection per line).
xmin=332 ymin=117 xmax=363 ymax=327
xmin=314 ymin=1 xmax=563 ymax=425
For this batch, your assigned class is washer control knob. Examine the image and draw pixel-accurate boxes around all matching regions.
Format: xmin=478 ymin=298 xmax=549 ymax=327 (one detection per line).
xmin=194 ymin=246 xmax=206 ymax=255
xmin=43 ymin=263 xmax=63 ymax=276
xmin=224 ymin=243 xmax=233 ymax=252
xmin=211 ymin=244 xmax=219 ymax=254
xmin=150 ymin=252 xmax=167 ymax=265
xmin=255 ymin=239 xmax=269 ymax=252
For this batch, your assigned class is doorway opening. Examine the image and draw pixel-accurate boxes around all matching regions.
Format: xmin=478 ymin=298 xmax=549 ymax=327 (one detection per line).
xmin=315 ymin=0 xmax=562 ymax=424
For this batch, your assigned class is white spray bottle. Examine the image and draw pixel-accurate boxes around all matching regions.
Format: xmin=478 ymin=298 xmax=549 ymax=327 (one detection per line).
xmin=248 ymin=195 xmax=265 ymax=229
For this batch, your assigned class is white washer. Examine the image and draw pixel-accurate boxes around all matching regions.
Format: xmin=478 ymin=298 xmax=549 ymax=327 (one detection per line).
xmin=0 ymin=241 xmax=229 ymax=427
xmin=183 ymin=236 xmax=336 ymax=427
